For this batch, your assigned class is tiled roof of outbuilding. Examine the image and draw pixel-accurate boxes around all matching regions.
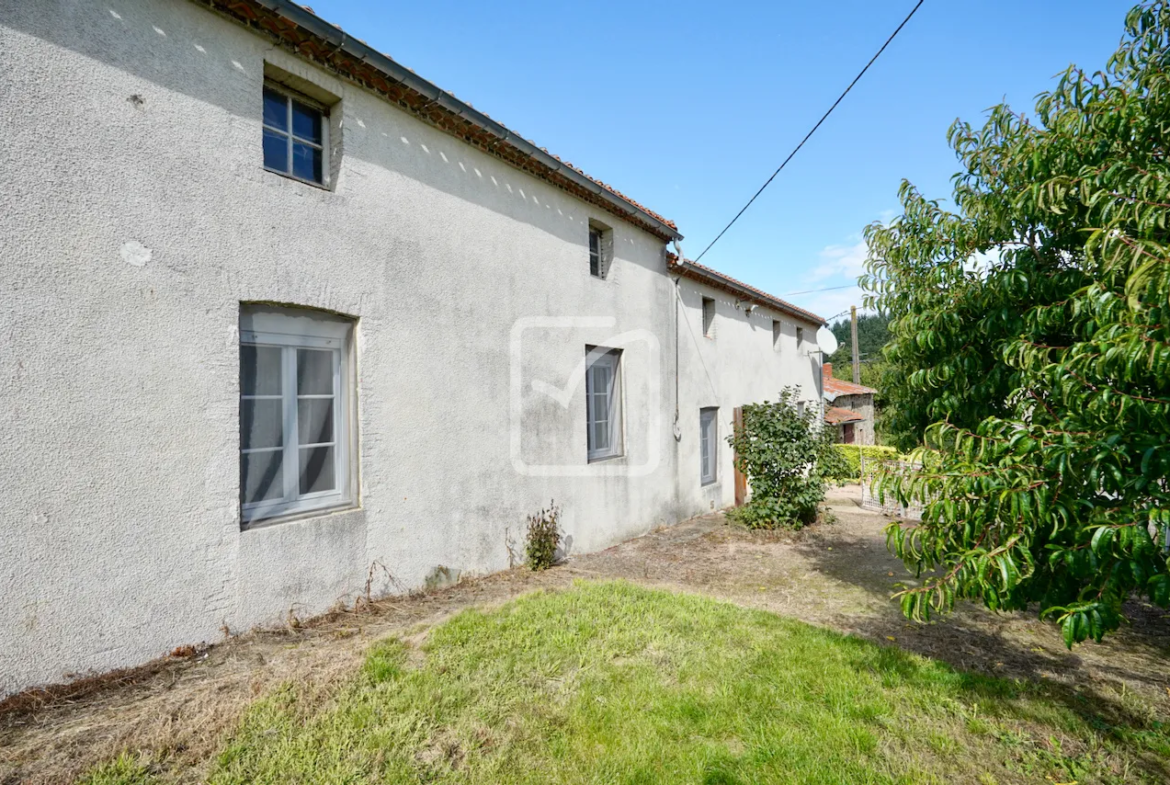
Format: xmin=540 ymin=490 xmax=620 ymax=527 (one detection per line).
xmin=824 ymin=406 xmax=866 ymax=425
xmin=823 ymin=377 xmax=878 ymax=396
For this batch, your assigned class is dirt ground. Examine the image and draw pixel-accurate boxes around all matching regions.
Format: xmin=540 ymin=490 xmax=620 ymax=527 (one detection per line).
xmin=3 ymin=484 xmax=1169 ymax=783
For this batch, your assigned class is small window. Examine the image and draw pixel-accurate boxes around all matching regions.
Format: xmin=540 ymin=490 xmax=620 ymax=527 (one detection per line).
xmin=585 ymin=347 xmax=623 ymax=461
xmin=702 ymin=297 xmax=716 ymax=339
xmin=263 ymin=83 xmax=328 ymax=186
xmin=700 ymin=407 xmax=718 ymax=485
xmin=589 ymin=222 xmax=613 ymax=279
xmin=772 ymin=319 xmax=782 ymax=352
xmin=239 ymin=305 xmax=354 ymax=524
xmin=796 ymin=326 xmax=804 ymax=350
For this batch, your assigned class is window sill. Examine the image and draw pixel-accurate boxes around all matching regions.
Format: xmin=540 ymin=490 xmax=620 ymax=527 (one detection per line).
xmin=587 ymin=453 xmax=626 ymax=465
xmin=241 ymin=500 xmax=359 ymax=531
xmin=263 ymin=166 xmax=333 ymax=192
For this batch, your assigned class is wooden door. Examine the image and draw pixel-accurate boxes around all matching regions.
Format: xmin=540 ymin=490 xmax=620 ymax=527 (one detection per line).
xmin=733 ymin=407 xmax=747 ymax=506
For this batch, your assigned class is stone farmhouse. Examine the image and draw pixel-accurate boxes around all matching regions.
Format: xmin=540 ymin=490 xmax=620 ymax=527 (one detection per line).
xmin=0 ymin=0 xmax=829 ymax=695
xmin=822 ymin=363 xmax=878 ymax=445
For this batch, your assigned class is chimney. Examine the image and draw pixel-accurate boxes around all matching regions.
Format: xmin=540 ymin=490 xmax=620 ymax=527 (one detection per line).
xmin=823 ymin=362 xmax=832 ymax=381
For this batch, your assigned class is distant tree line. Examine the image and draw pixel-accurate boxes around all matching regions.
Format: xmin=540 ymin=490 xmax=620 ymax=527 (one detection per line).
xmin=827 ymin=313 xmax=889 ymax=397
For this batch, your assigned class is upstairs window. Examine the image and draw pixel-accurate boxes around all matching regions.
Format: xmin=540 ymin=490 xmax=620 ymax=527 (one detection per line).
xmin=240 ymin=305 xmax=354 ymax=524
xmin=585 ymin=347 xmax=623 ymax=461
xmin=589 ymin=221 xmax=613 ymax=279
xmin=772 ymin=319 xmax=782 ymax=351
xmin=700 ymin=407 xmax=718 ymax=485
xmin=702 ymin=297 xmax=716 ymax=339
xmin=263 ymin=83 xmax=328 ymax=186
xmin=796 ymin=326 xmax=805 ymax=350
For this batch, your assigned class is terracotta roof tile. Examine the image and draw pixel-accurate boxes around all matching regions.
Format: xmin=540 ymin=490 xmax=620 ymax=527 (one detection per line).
xmin=824 ymin=406 xmax=866 ymax=425
xmin=823 ymin=376 xmax=878 ymax=396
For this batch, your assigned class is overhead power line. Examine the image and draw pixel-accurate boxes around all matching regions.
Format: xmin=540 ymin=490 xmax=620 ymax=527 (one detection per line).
xmin=693 ymin=0 xmax=926 ymax=263
xmin=781 ymin=283 xmax=859 ymax=297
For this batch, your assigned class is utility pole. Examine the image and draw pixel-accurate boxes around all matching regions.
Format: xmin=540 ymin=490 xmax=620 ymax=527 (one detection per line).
xmin=851 ymin=305 xmax=860 ymax=385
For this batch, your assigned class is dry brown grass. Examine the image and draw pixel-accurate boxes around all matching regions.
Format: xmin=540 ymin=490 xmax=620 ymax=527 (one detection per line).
xmin=0 ymin=568 xmax=577 ymax=784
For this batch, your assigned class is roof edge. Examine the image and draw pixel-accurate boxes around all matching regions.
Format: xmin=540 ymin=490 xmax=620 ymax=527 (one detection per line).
xmin=221 ymin=0 xmax=682 ymax=241
xmin=667 ymin=256 xmax=826 ymax=325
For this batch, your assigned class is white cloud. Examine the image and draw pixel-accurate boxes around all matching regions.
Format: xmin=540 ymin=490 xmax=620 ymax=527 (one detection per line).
xmin=809 ymin=239 xmax=869 ymax=282
xmin=801 ymin=285 xmax=866 ymax=324
xmin=780 ymin=235 xmax=877 ymax=321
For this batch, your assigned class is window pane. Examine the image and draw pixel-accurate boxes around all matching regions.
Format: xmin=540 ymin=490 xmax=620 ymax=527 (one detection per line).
xmin=292 ymin=100 xmax=323 ymax=143
xmin=298 ymin=398 xmax=334 ymax=446
xmin=240 ymin=345 xmax=282 ymax=395
xmin=592 ymin=418 xmax=609 ymax=452
xmin=263 ymin=128 xmax=289 ymax=173
xmin=297 ymin=349 xmax=333 ymax=395
xmin=263 ymin=88 xmax=288 ymax=131
xmin=299 ymin=446 xmax=335 ymax=495
xmin=241 ymin=399 xmax=283 ymax=450
xmin=242 ymin=450 xmax=283 ymax=504
xmin=292 ymin=141 xmax=322 ymax=183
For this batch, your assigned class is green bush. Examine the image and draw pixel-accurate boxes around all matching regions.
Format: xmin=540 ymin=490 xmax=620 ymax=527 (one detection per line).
xmin=725 ymin=388 xmax=848 ymax=529
xmin=833 ymin=445 xmax=901 ymax=479
xmin=525 ymin=502 xmax=561 ymax=571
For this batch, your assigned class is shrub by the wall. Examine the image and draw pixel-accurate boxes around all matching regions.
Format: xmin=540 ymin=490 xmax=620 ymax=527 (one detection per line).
xmin=525 ymin=503 xmax=561 ymax=571
xmin=726 ymin=388 xmax=847 ymax=529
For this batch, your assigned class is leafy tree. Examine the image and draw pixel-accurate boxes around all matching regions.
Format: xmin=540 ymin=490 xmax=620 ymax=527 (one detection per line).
xmin=862 ymin=1 xmax=1170 ymax=645
xmin=726 ymin=388 xmax=847 ymax=529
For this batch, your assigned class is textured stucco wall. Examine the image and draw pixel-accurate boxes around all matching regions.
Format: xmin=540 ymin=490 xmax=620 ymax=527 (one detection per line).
xmin=0 ymin=0 xmax=818 ymax=695
xmin=673 ymin=279 xmax=824 ymax=512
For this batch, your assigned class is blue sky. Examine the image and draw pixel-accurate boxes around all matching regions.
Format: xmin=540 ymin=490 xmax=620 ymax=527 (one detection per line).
xmin=309 ymin=0 xmax=1134 ymax=322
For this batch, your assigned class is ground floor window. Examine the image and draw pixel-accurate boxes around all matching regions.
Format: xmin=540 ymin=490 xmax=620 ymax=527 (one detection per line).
xmin=586 ymin=347 xmax=623 ymax=461
xmin=700 ymin=407 xmax=718 ymax=485
xmin=239 ymin=305 xmax=355 ymax=524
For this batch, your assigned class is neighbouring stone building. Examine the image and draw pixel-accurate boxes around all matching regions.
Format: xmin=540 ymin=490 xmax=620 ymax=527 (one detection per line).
xmin=0 ymin=0 xmax=827 ymax=695
xmin=822 ymin=363 xmax=877 ymax=445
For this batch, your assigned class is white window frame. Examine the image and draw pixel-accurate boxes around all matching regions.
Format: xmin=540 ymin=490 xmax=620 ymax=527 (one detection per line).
xmin=585 ymin=347 xmax=623 ymax=462
xmin=700 ymin=407 xmax=718 ymax=485
xmin=702 ymin=297 xmax=716 ymax=339
xmin=239 ymin=306 xmax=354 ymax=525
xmin=588 ymin=222 xmax=613 ymax=279
xmin=262 ymin=81 xmax=330 ymax=187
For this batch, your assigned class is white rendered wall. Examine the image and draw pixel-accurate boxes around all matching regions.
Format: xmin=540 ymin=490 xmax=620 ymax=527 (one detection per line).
xmin=0 ymin=0 xmax=818 ymax=694
xmin=673 ymin=279 xmax=824 ymax=512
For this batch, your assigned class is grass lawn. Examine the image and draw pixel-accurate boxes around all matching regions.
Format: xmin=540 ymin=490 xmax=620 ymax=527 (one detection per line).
xmin=84 ymin=582 xmax=1169 ymax=784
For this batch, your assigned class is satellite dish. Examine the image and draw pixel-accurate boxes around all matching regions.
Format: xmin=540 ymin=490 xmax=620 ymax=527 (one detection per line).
xmin=815 ymin=326 xmax=839 ymax=355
